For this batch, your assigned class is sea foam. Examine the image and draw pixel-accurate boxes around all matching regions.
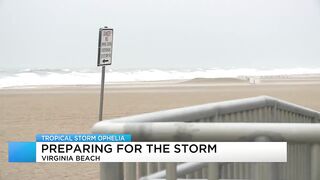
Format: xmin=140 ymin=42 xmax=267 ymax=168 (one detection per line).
xmin=0 ymin=68 xmax=319 ymax=88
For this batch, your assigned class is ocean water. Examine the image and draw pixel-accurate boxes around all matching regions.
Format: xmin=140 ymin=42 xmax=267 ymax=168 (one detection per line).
xmin=0 ymin=68 xmax=320 ymax=88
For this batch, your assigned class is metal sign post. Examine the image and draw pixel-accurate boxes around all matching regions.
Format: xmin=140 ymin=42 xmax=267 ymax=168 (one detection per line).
xmin=99 ymin=66 xmax=106 ymax=121
xmin=97 ymin=27 xmax=113 ymax=121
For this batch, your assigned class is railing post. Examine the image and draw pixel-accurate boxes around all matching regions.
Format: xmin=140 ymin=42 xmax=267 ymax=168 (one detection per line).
xmin=273 ymin=103 xmax=278 ymax=121
xmin=137 ymin=163 xmax=147 ymax=179
xmin=100 ymin=162 xmax=123 ymax=180
xmin=251 ymin=136 xmax=278 ymax=180
xmin=148 ymin=162 xmax=158 ymax=174
xmin=207 ymin=163 xmax=219 ymax=180
xmin=311 ymin=144 xmax=320 ymax=180
xmin=166 ymin=162 xmax=177 ymax=180
xmin=124 ymin=162 xmax=136 ymax=180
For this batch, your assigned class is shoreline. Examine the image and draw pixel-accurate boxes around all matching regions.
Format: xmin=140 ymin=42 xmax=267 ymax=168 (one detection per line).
xmin=2 ymin=75 xmax=320 ymax=91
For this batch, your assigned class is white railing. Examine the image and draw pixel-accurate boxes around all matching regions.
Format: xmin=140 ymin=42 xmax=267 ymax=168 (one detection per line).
xmin=92 ymin=96 xmax=320 ymax=180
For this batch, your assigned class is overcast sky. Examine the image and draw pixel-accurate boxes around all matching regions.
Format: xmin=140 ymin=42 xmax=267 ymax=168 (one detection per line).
xmin=1 ymin=0 xmax=320 ymax=70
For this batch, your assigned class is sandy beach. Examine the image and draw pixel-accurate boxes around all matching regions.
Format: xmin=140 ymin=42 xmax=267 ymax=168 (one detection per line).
xmin=1 ymin=77 xmax=320 ymax=180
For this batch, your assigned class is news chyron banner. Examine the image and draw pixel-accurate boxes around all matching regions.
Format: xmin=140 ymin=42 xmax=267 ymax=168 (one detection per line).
xmin=8 ymin=134 xmax=287 ymax=163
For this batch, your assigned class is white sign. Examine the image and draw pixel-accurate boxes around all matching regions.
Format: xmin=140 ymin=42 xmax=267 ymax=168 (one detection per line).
xmin=97 ymin=28 xmax=113 ymax=66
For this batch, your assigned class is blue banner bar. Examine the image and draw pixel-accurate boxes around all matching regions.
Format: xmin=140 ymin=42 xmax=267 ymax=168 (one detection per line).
xmin=8 ymin=142 xmax=36 ymax=163
xmin=36 ymin=134 xmax=132 ymax=142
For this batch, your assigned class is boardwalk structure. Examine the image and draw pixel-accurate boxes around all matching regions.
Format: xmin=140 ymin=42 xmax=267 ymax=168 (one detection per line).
xmin=92 ymin=96 xmax=320 ymax=180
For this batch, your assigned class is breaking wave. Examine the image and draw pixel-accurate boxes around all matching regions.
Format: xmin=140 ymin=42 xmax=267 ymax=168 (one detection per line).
xmin=0 ymin=68 xmax=320 ymax=88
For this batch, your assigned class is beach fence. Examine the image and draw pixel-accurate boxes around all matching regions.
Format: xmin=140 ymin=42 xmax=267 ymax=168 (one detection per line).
xmin=92 ymin=96 xmax=320 ymax=180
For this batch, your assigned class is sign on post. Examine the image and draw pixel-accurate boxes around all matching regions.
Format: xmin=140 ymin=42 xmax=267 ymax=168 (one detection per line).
xmin=97 ymin=27 xmax=113 ymax=121
xmin=97 ymin=28 xmax=113 ymax=66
